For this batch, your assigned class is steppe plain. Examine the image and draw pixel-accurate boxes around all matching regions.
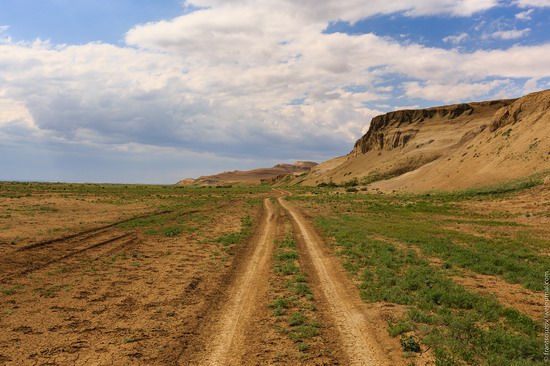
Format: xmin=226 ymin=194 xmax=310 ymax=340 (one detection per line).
xmin=0 ymin=178 xmax=548 ymax=365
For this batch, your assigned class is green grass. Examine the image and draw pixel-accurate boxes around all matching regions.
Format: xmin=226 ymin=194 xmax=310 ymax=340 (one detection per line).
xmin=215 ymin=215 xmax=255 ymax=251
xmin=1 ymin=285 xmax=23 ymax=296
xmin=425 ymin=170 xmax=548 ymax=200
xmin=288 ymin=178 xmax=548 ymax=365
xmin=317 ymin=217 xmax=543 ymax=364
xmin=34 ymin=285 xmax=72 ymax=298
xmin=162 ymin=227 xmax=182 ymax=237
xmin=290 ymin=181 xmax=549 ymax=292
xmin=323 ymin=213 xmax=548 ymax=291
xmin=215 ymin=232 xmax=242 ymax=246
xmin=270 ymin=233 xmax=322 ymax=354
xmin=269 ymin=298 xmax=291 ymax=316
xmin=118 ymin=216 xmax=167 ymax=229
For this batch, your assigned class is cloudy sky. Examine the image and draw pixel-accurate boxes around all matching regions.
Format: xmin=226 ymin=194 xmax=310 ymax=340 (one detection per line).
xmin=1 ymin=0 xmax=550 ymax=183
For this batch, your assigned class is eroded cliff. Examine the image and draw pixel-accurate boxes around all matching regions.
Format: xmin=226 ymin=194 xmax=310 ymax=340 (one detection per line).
xmin=301 ymin=90 xmax=549 ymax=191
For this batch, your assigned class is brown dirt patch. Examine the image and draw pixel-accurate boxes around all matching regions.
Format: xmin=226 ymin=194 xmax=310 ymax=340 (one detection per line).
xmin=0 ymin=189 xmax=262 ymax=365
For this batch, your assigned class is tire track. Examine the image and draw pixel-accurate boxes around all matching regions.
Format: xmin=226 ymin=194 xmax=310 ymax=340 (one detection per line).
xmin=2 ymin=203 xmax=235 ymax=282
xmin=278 ymin=197 xmax=393 ymax=366
xmin=15 ymin=209 xmax=169 ymax=252
xmin=188 ymin=198 xmax=276 ymax=365
xmin=1 ymin=231 xmax=139 ymax=281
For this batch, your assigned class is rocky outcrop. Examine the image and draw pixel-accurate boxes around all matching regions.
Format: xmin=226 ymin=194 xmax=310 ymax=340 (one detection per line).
xmin=302 ymin=89 xmax=549 ymax=192
xmin=271 ymin=162 xmax=318 ymax=173
xmin=176 ymin=178 xmax=196 ymax=186
xmin=490 ymin=91 xmax=550 ymax=132
xmin=292 ymin=161 xmax=318 ymax=169
xmin=352 ymin=101 xmax=514 ymax=156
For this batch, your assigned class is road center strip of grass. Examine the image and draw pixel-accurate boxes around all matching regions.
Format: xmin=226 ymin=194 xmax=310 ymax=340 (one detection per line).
xmin=269 ymin=232 xmax=323 ymax=356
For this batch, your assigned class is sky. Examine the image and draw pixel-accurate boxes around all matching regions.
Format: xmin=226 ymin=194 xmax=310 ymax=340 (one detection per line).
xmin=1 ymin=0 xmax=550 ymax=184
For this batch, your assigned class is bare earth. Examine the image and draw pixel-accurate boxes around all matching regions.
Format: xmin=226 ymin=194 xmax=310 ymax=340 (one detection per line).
xmin=183 ymin=198 xmax=277 ymax=365
xmin=1 ymin=186 xmax=408 ymax=365
xmin=2 ymin=182 xmax=545 ymax=364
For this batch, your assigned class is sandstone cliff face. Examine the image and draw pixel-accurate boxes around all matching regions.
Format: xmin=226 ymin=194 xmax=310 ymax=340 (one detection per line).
xmin=302 ymin=90 xmax=549 ymax=191
xmin=490 ymin=91 xmax=550 ymax=132
xmin=352 ymin=101 xmax=513 ymax=156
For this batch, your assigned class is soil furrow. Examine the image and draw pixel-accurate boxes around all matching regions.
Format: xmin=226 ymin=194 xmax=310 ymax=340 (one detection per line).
xmin=278 ymin=197 xmax=396 ymax=366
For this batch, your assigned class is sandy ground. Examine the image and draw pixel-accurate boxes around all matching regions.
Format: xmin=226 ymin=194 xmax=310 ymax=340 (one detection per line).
xmin=1 ymin=187 xmax=412 ymax=365
xmin=0 ymin=189 xmax=261 ymax=365
xmin=182 ymin=199 xmax=277 ymax=365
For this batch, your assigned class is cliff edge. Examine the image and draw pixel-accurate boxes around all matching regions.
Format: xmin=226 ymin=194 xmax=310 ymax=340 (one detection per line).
xmin=301 ymin=89 xmax=550 ymax=192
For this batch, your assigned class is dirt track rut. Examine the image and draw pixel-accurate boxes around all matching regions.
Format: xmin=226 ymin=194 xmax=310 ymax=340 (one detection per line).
xmin=278 ymin=197 xmax=391 ymax=366
xmin=184 ymin=195 xmax=395 ymax=365
xmin=188 ymin=198 xmax=277 ymax=365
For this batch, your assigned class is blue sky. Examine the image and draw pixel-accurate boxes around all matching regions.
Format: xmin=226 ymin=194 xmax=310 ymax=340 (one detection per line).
xmin=0 ymin=0 xmax=184 ymax=44
xmin=1 ymin=0 xmax=550 ymax=183
xmin=326 ymin=5 xmax=550 ymax=51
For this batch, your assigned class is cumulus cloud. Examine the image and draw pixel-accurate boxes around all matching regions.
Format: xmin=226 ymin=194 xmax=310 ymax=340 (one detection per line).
xmin=1 ymin=0 xmax=550 ymax=173
xmin=491 ymin=28 xmax=531 ymax=40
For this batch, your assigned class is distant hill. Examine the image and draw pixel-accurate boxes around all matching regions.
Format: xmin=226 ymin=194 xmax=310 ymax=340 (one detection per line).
xmin=299 ymin=89 xmax=550 ymax=192
xmin=177 ymin=161 xmax=317 ymax=186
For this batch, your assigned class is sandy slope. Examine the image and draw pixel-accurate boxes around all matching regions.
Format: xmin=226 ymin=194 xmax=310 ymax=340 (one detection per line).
xmin=301 ymin=89 xmax=550 ymax=192
xmin=178 ymin=161 xmax=317 ymax=186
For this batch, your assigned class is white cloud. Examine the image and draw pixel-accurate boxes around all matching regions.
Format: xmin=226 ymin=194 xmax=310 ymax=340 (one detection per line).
xmin=393 ymin=105 xmax=421 ymax=111
xmin=523 ymin=78 xmax=540 ymax=93
xmin=515 ymin=0 xmax=550 ymax=7
xmin=0 ymin=97 xmax=36 ymax=129
xmin=1 ymin=0 xmax=550 ymax=171
xmin=183 ymin=0 xmax=500 ymax=22
xmin=516 ymin=9 xmax=535 ymax=20
xmin=443 ymin=32 xmax=469 ymax=45
xmin=403 ymin=80 xmax=510 ymax=103
xmin=491 ymin=28 xmax=531 ymax=40
xmin=463 ymin=44 xmax=550 ymax=79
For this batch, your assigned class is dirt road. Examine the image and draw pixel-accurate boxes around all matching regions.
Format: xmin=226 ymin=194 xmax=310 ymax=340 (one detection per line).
xmin=1 ymin=190 xmax=399 ymax=365
xmin=183 ymin=198 xmax=277 ymax=365
xmin=278 ymin=197 xmax=394 ymax=366
xmin=184 ymin=195 xmax=398 ymax=365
